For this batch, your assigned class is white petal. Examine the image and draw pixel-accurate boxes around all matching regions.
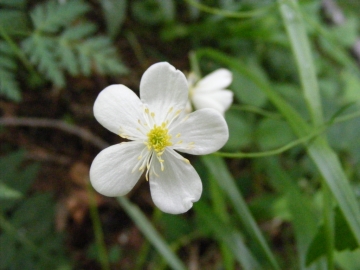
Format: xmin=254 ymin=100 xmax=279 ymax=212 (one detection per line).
xmin=171 ymin=108 xmax=229 ymax=155
xmin=185 ymin=100 xmax=193 ymax=114
xmin=149 ymin=150 xmax=202 ymax=214
xmin=192 ymin=90 xmax=233 ymax=114
xmin=94 ymin=84 xmax=144 ymax=138
xmin=195 ymin=69 xmax=232 ymax=92
xmin=90 ymin=142 xmax=145 ymax=197
xmin=140 ymin=62 xmax=189 ymax=123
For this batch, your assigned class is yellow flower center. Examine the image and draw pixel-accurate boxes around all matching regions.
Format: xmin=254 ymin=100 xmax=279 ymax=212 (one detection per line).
xmin=147 ymin=123 xmax=172 ymax=153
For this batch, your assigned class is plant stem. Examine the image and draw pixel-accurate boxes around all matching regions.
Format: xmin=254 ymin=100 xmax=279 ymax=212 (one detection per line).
xmin=87 ymin=183 xmax=110 ymax=270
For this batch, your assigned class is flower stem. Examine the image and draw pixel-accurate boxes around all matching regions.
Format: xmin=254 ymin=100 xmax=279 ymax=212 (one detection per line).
xmin=87 ymin=183 xmax=110 ymax=270
xmin=215 ymin=123 xmax=327 ymax=158
xmin=323 ymin=183 xmax=335 ymax=270
xmin=184 ymin=0 xmax=275 ymax=19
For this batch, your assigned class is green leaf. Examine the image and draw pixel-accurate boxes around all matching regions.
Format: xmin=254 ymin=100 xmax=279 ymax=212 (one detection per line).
xmin=195 ymin=201 xmax=261 ymax=270
xmin=335 ymin=249 xmax=360 ymax=270
xmin=0 ymin=10 xmax=29 ymax=35
xmin=31 ymin=0 xmax=90 ymax=33
xmin=0 ymin=0 xmax=26 ymax=8
xmin=201 ymin=155 xmax=280 ymax=270
xmin=0 ymin=197 xmax=69 ymax=269
xmin=100 ymin=0 xmax=127 ymax=38
xmin=117 ymin=197 xmax=186 ymax=270
xmin=341 ymin=70 xmax=360 ymax=104
xmin=0 ymin=42 xmax=21 ymax=101
xmin=223 ymin=109 xmax=252 ymax=151
xmin=265 ymin=157 xmax=326 ymax=270
xmin=61 ymin=23 xmax=97 ymax=40
xmin=22 ymin=34 xmax=65 ymax=86
xmin=0 ymin=182 xmax=22 ymax=199
xmin=76 ymin=37 xmax=128 ymax=75
xmin=196 ymin=48 xmax=360 ymax=250
xmin=232 ymin=67 xmax=267 ymax=107
xmin=306 ymin=206 xmax=358 ymax=266
xmin=255 ymin=118 xmax=295 ymax=150
xmin=0 ymin=234 xmax=16 ymax=269
xmin=0 ymin=150 xmax=40 ymax=211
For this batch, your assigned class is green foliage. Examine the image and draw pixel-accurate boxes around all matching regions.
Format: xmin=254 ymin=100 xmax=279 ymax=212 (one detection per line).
xmin=21 ymin=0 xmax=127 ymax=87
xmin=306 ymin=206 xmax=358 ymax=266
xmin=0 ymin=41 xmax=21 ymax=101
xmin=0 ymin=151 xmax=70 ymax=270
xmin=100 ymin=0 xmax=127 ymax=38
xmin=0 ymin=0 xmax=127 ymax=101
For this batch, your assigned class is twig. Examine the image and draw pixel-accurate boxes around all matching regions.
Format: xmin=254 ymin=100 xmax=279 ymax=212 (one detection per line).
xmin=0 ymin=117 xmax=109 ymax=149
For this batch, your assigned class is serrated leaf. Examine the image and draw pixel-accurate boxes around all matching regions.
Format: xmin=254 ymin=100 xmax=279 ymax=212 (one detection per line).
xmin=58 ymin=40 xmax=78 ymax=75
xmin=22 ymin=35 xmax=65 ymax=86
xmin=77 ymin=37 xmax=127 ymax=75
xmin=306 ymin=206 xmax=358 ymax=266
xmin=100 ymin=0 xmax=127 ymax=38
xmin=0 ymin=67 xmax=21 ymax=101
xmin=0 ymin=42 xmax=21 ymax=101
xmin=31 ymin=0 xmax=90 ymax=33
xmin=61 ymin=23 xmax=97 ymax=40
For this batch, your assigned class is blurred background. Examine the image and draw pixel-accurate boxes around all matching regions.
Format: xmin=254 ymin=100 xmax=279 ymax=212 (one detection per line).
xmin=2 ymin=0 xmax=360 ymax=269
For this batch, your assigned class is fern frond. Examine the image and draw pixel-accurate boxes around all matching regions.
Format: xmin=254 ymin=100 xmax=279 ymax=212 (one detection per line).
xmin=61 ymin=23 xmax=96 ymax=40
xmin=22 ymin=35 xmax=65 ymax=86
xmin=76 ymin=37 xmax=128 ymax=75
xmin=22 ymin=0 xmax=127 ymax=87
xmin=0 ymin=42 xmax=21 ymax=101
xmin=58 ymin=28 xmax=127 ymax=77
xmin=31 ymin=0 xmax=90 ymax=33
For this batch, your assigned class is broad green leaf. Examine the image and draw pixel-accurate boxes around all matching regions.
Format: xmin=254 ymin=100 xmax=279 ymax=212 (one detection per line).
xmin=223 ymin=109 xmax=252 ymax=151
xmin=255 ymin=118 xmax=295 ymax=150
xmin=306 ymin=206 xmax=358 ymax=266
xmin=232 ymin=68 xmax=267 ymax=107
xmin=335 ymin=249 xmax=360 ymax=270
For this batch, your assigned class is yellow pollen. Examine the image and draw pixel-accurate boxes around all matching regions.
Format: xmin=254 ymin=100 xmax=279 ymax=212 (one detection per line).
xmin=147 ymin=124 xmax=172 ymax=153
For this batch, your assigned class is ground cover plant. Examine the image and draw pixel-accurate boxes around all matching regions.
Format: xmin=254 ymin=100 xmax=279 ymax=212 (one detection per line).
xmin=1 ymin=0 xmax=360 ymax=269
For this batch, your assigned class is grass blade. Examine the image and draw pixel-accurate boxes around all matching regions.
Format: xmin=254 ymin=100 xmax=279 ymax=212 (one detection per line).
xmin=202 ymin=155 xmax=280 ymax=270
xmin=196 ymin=48 xmax=360 ymax=248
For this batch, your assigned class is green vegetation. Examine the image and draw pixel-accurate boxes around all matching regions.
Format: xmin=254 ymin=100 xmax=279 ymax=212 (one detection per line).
xmin=2 ymin=0 xmax=360 ymax=269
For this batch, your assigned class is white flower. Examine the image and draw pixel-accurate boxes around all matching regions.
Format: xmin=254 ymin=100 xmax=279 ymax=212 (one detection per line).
xmin=187 ymin=69 xmax=233 ymax=115
xmin=90 ymin=62 xmax=229 ymax=214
